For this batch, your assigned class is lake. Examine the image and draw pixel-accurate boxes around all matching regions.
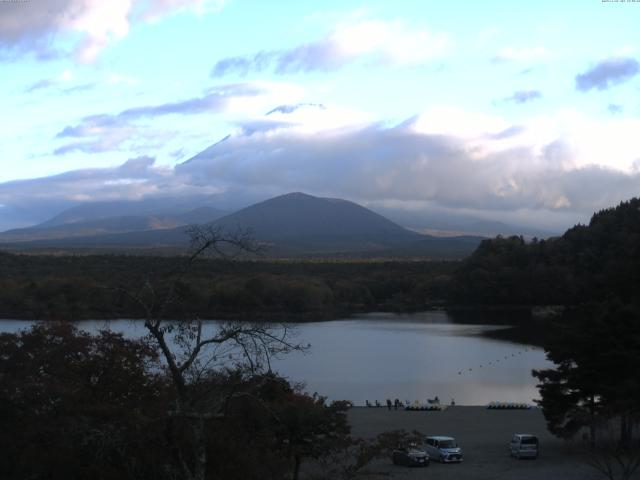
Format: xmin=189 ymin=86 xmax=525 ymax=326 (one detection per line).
xmin=0 ymin=311 xmax=552 ymax=406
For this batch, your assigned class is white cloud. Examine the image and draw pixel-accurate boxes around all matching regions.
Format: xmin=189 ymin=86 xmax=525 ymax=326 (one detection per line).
xmin=106 ymin=73 xmax=139 ymax=85
xmin=177 ymin=104 xmax=640 ymax=220
xmin=492 ymin=46 xmax=547 ymax=63
xmin=0 ymin=0 xmax=225 ymax=62
xmin=212 ymin=19 xmax=449 ymax=76
xmin=409 ymin=107 xmax=640 ymax=174
xmin=139 ymin=0 xmax=225 ymax=20
xmin=329 ymin=19 xmax=449 ymax=67
xmin=66 ymin=0 xmax=133 ymax=62
xmin=3 ymin=103 xmax=640 ymax=232
xmin=222 ymin=82 xmax=306 ymax=117
xmin=411 ymin=107 xmax=510 ymax=138
xmin=53 ymin=82 xmax=306 ymax=155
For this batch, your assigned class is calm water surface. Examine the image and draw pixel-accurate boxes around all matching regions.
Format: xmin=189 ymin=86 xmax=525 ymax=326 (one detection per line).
xmin=0 ymin=312 xmax=551 ymax=405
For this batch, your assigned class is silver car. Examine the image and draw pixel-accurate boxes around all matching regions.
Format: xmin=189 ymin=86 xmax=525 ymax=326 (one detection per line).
xmin=509 ymin=434 xmax=539 ymax=459
xmin=424 ymin=436 xmax=463 ymax=463
xmin=392 ymin=444 xmax=430 ymax=467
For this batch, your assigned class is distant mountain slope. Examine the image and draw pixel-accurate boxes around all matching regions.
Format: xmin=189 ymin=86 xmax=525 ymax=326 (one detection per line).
xmin=38 ymin=198 xmax=220 ymax=228
xmin=213 ymin=192 xmax=421 ymax=249
xmin=374 ymin=207 xmax=557 ymax=238
xmin=3 ymin=192 xmax=483 ymax=258
xmin=0 ymin=207 xmax=224 ymax=242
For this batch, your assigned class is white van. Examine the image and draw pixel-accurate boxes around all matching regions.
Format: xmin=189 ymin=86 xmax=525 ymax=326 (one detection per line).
xmin=424 ymin=436 xmax=463 ymax=463
xmin=509 ymin=434 xmax=539 ymax=459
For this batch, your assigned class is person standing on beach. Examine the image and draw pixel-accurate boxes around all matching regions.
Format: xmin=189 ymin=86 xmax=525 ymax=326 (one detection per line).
xmin=386 ymin=399 xmax=392 ymax=410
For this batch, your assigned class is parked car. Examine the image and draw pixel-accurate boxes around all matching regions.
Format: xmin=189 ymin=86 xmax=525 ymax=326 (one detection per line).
xmin=392 ymin=444 xmax=430 ymax=467
xmin=424 ymin=436 xmax=463 ymax=463
xmin=509 ymin=434 xmax=539 ymax=459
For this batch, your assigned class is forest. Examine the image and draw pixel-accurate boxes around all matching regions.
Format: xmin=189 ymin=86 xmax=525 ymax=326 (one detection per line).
xmin=0 ymin=252 xmax=454 ymax=321
xmin=2 ymin=199 xmax=639 ymax=323
xmin=448 ymin=198 xmax=640 ymax=307
xmin=449 ymin=198 xmax=640 ymax=469
xmin=1 ymin=199 xmax=640 ymax=478
xmin=0 ymin=228 xmax=423 ymax=480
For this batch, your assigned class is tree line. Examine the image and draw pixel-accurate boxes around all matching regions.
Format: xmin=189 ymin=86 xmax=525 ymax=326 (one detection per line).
xmin=1 ymin=322 xmax=419 ymax=480
xmin=450 ymin=198 xmax=640 ymax=475
xmin=0 ymin=226 xmax=422 ymax=480
xmin=0 ymin=252 xmax=454 ymax=321
xmin=448 ymin=198 xmax=640 ymax=307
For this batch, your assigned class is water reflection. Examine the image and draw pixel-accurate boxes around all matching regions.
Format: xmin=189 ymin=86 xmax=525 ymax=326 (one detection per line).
xmin=0 ymin=312 xmax=551 ymax=405
xmin=272 ymin=313 xmax=550 ymax=405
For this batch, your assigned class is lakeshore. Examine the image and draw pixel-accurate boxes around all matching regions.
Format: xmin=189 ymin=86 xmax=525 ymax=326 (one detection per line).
xmin=0 ymin=315 xmax=551 ymax=406
xmin=348 ymin=406 xmax=601 ymax=480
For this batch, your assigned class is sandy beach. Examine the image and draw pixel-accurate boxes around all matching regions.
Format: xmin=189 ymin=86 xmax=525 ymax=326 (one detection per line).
xmin=347 ymin=406 xmax=606 ymax=480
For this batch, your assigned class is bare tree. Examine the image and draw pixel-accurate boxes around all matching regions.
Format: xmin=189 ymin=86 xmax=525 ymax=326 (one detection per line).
xmin=588 ymin=445 xmax=640 ymax=480
xmin=307 ymin=430 xmax=425 ymax=480
xmin=118 ymin=225 xmax=305 ymax=480
xmin=585 ymin=409 xmax=640 ymax=480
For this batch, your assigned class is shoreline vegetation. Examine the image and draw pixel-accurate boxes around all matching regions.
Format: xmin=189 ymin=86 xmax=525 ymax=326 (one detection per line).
xmin=2 ymin=197 xmax=639 ymax=343
xmin=1 ymin=199 xmax=639 ymax=478
xmin=0 ymin=250 xmax=551 ymax=345
xmin=0 ymin=251 xmax=560 ymax=346
xmin=0 ymin=253 xmax=455 ymax=322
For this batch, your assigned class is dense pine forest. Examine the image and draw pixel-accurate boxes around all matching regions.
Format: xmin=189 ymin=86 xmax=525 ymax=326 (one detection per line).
xmin=449 ymin=198 xmax=640 ymax=307
xmin=448 ymin=198 xmax=640 ymax=457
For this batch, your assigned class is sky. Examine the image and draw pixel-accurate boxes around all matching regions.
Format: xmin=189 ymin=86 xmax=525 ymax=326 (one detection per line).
xmin=1 ymin=0 xmax=640 ymax=231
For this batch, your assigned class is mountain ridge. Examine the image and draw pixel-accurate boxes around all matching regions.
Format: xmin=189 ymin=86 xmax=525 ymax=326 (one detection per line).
xmin=1 ymin=192 xmax=483 ymax=258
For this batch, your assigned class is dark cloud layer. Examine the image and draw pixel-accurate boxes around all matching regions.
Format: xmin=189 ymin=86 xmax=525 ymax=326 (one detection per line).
xmin=575 ymin=57 xmax=639 ymax=91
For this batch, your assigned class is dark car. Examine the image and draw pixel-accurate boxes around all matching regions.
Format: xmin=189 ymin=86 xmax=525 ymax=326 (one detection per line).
xmin=392 ymin=445 xmax=430 ymax=467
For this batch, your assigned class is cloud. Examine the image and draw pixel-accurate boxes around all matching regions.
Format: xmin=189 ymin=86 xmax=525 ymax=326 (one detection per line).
xmin=55 ymin=114 xmax=138 ymax=154
xmin=575 ymin=57 xmax=639 ymax=91
xmin=0 ymin=155 xmax=221 ymax=229
xmin=24 ymin=70 xmax=98 ymax=95
xmin=492 ymin=46 xmax=546 ymax=63
xmin=54 ymin=83 xmax=277 ymax=154
xmin=211 ymin=19 xmax=448 ymax=76
xmin=119 ymin=84 xmax=265 ymax=118
xmin=608 ymin=104 xmax=623 ymax=115
xmin=0 ymin=0 xmax=224 ymax=62
xmin=25 ymin=70 xmax=139 ymax=96
xmin=4 ymin=104 xmax=640 ymax=233
xmin=26 ymin=78 xmax=61 ymax=94
xmin=504 ymin=90 xmax=542 ymax=104
xmin=139 ymin=0 xmax=225 ymax=20
xmin=0 ymin=157 xmax=158 ymax=226
xmin=176 ymin=106 xmax=640 ymax=222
